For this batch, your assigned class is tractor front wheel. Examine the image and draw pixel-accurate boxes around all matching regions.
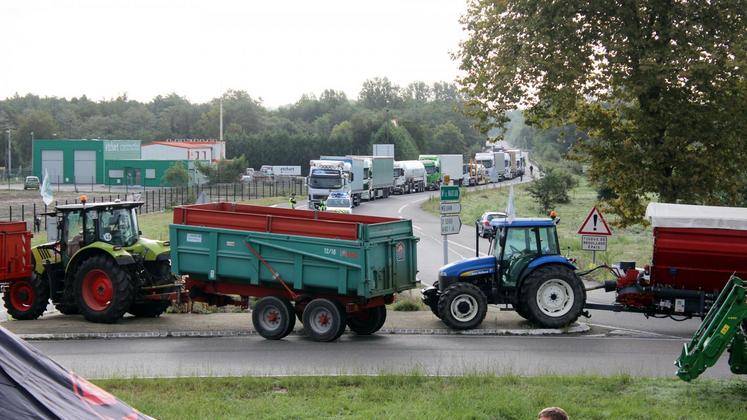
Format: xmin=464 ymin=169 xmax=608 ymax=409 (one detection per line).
xmin=437 ymin=282 xmax=487 ymax=330
xmin=74 ymin=256 xmax=134 ymax=323
xmin=520 ymin=265 xmax=585 ymax=328
xmin=346 ymin=306 xmax=387 ymax=335
xmin=3 ymin=274 xmax=49 ymax=320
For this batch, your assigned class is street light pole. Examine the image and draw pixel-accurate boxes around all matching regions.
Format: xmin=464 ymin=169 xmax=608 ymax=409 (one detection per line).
xmin=5 ymin=128 xmax=11 ymax=181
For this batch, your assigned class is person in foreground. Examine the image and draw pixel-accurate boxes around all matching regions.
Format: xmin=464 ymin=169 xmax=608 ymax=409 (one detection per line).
xmin=538 ymin=406 xmax=569 ymax=420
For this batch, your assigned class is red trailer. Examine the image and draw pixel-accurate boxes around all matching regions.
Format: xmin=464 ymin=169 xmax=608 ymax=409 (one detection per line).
xmin=0 ymin=222 xmax=39 ymax=317
xmin=588 ymin=203 xmax=747 ymax=318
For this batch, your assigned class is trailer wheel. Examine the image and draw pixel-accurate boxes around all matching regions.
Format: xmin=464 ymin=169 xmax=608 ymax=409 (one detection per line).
xmin=520 ymin=265 xmax=585 ymax=328
xmin=437 ymin=282 xmax=487 ymax=330
xmin=302 ymin=298 xmax=346 ymax=342
xmin=3 ymin=274 xmax=50 ymax=320
xmin=252 ymin=296 xmax=295 ymax=340
xmin=347 ymin=306 xmax=387 ymax=335
xmin=128 ymin=301 xmax=171 ymax=318
xmin=74 ymin=255 xmax=134 ymax=324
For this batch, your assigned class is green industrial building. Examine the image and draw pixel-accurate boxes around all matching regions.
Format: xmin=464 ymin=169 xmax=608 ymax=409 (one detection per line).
xmin=32 ymin=139 xmax=205 ymax=186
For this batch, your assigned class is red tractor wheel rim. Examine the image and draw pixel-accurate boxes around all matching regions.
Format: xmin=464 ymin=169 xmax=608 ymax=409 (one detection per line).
xmin=9 ymin=281 xmax=35 ymax=312
xmin=81 ymin=269 xmax=113 ymax=311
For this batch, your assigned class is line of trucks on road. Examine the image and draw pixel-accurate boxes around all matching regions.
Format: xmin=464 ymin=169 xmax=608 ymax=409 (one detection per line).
xmin=306 ymin=148 xmax=529 ymax=210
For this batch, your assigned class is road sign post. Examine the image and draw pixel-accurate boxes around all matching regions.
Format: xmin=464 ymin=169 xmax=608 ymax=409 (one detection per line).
xmin=577 ymin=207 xmax=613 ymax=265
xmin=440 ymin=185 xmax=461 ymax=264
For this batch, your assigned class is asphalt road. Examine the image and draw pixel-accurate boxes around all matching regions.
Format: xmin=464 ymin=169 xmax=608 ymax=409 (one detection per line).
xmin=32 ymin=334 xmax=732 ymax=379
xmin=22 ymin=176 xmax=736 ymax=379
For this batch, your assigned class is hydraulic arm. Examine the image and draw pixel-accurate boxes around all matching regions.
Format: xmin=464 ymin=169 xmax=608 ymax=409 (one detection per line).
xmin=675 ymin=276 xmax=747 ymax=381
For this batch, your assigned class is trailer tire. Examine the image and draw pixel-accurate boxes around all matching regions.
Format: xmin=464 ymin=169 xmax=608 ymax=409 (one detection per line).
xmin=347 ymin=306 xmax=387 ymax=335
xmin=128 ymin=301 xmax=171 ymax=318
xmin=520 ymin=265 xmax=585 ymax=328
xmin=437 ymin=282 xmax=487 ymax=330
xmin=3 ymin=273 xmax=50 ymax=320
xmin=253 ymin=296 xmax=295 ymax=340
xmin=75 ymin=256 xmax=134 ymax=323
xmin=302 ymin=298 xmax=346 ymax=342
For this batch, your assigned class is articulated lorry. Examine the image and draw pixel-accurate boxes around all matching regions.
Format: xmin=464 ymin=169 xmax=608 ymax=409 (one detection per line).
xmin=475 ymin=151 xmax=507 ymax=183
xmin=393 ymin=160 xmax=426 ymax=194
xmin=315 ymin=156 xmax=367 ymax=207
xmin=418 ymin=154 xmax=464 ymax=188
xmin=367 ymin=156 xmax=395 ymax=199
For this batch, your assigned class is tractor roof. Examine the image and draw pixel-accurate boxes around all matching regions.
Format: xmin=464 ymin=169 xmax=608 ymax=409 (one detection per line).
xmin=490 ymin=218 xmax=555 ymax=228
xmin=54 ymin=201 xmax=144 ymax=212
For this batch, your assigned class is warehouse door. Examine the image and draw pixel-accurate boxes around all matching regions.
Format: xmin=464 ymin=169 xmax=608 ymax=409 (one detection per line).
xmin=74 ymin=151 xmax=96 ymax=184
xmin=41 ymin=150 xmax=63 ymax=183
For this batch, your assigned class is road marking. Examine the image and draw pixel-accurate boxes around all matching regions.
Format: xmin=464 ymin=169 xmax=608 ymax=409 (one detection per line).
xmin=398 ymin=203 xmax=409 ymax=214
xmin=585 ymin=322 xmax=683 ymax=339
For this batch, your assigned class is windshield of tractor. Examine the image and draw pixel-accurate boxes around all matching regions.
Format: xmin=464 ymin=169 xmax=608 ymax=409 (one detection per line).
xmin=500 ymin=226 xmax=560 ymax=262
xmin=98 ymin=208 xmax=139 ymax=246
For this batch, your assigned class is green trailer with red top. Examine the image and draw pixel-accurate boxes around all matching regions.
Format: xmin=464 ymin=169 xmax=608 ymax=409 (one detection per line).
xmin=170 ymin=202 xmax=419 ymax=342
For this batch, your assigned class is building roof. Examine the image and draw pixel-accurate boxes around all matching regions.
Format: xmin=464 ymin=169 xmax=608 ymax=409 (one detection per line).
xmin=646 ymin=203 xmax=747 ymax=230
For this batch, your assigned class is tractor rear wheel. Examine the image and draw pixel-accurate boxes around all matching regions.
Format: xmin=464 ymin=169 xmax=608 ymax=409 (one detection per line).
xmin=128 ymin=301 xmax=171 ymax=318
xmin=252 ymin=296 xmax=295 ymax=340
xmin=74 ymin=255 xmax=134 ymax=323
xmin=520 ymin=265 xmax=585 ymax=328
xmin=302 ymin=298 xmax=347 ymax=342
xmin=347 ymin=306 xmax=387 ymax=335
xmin=3 ymin=274 xmax=49 ymax=320
xmin=437 ymin=282 xmax=487 ymax=330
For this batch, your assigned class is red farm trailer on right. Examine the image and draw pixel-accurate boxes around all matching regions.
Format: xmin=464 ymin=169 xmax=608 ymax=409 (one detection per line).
xmin=588 ymin=203 xmax=747 ymax=319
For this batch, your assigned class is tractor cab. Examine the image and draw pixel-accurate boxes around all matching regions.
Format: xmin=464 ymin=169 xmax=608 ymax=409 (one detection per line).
xmin=487 ymin=218 xmax=562 ymax=287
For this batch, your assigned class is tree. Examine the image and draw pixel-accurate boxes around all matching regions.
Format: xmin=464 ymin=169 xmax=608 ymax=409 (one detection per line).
xmin=195 ymin=156 xmax=247 ymax=184
xmin=14 ymin=110 xmax=58 ymax=165
xmin=371 ymin=121 xmax=420 ymax=160
xmin=161 ymin=161 xmax=189 ymax=187
xmin=358 ymin=77 xmax=403 ymax=109
xmin=526 ymin=169 xmax=578 ymax=213
xmin=431 ymin=122 xmax=466 ymax=154
xmin=457 ymin=0 xmax=747 ymax=225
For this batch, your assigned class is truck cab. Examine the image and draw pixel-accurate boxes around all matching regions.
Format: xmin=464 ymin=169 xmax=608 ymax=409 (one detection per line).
xmin=422 ymin=217 xmax=585 ymax=329
xmin=307 ymin=160 xmax=352 ymax=209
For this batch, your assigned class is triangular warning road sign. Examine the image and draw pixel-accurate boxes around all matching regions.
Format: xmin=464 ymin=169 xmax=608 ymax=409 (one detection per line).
xmin=577 ymin=207 xmax=613 ymax=236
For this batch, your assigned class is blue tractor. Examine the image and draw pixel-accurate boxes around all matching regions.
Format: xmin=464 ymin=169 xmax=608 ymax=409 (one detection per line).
xmin=422 ymin=217 xmax=586 ymax=329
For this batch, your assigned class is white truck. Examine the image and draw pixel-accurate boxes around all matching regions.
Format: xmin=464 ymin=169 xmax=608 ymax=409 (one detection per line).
xmin=307 ymin=160 xmax=352 ymax=209
xmin=393 ymin=160 xmax=426 ymax=194
xmin=438 ymin=154 xmax=464 ymax=186
xmin=319 ymin=156 xmax=367 ymax=206
xmin=349 ymin=155 xmax=394 ymax=200
xmin=475 ymin=152 xmax=507 ymax=183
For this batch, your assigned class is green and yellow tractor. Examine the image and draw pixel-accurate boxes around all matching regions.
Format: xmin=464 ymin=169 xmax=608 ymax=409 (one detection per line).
xmin=5 ymin=198 xmax=180 ymax=323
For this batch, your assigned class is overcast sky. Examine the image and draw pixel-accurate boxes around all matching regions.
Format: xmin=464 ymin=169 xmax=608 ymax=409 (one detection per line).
xmin=0 ymin=0 xmax=466 ymax=108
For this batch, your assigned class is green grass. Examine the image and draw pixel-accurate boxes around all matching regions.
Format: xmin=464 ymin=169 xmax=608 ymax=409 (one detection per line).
xmin=422 ymin=179 xmax=653 ymax=279
xmin=31 ymin=196 xmax=286 ymax=246
xmin=96 ymin=375 xmax=746 ymax=419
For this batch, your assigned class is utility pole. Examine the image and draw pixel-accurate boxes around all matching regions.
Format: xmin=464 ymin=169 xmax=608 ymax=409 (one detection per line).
xmin=219 ymin=97 xmax=224 ymax=141
xmin=5 ymin=128 xmax=11 ymax=180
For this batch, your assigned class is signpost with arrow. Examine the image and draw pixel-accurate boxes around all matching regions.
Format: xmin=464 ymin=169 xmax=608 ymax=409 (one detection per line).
xmin=577 ymin=207 xmax=612 ymax=264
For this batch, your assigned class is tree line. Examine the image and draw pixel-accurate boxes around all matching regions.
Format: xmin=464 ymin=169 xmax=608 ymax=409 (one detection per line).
xmin=0 ymin=78 xmax=487 ymax=173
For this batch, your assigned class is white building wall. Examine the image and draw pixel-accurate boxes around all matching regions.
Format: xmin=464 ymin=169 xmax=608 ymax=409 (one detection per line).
xmin=142 ymin=144 xmax=212 ymax=161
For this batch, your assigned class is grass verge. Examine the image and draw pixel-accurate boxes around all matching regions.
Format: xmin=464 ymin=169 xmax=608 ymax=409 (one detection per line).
xmin=96 ymin=375 xmax=746 ymax=419
xmin=421 ymin=179 xmax=653 ymax=278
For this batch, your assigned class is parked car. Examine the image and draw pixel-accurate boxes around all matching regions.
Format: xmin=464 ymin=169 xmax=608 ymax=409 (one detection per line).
xmin=23 ymin=176 xmax=40 ymax=190
xmin=476 ymin=211 xmax=507 ymax=238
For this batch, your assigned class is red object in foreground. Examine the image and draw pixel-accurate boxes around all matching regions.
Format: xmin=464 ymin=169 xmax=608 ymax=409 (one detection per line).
xmin=173 ymin=202 xmax=397 ymax=240
xmin=0 ymin=221 xmax=32 ymax=283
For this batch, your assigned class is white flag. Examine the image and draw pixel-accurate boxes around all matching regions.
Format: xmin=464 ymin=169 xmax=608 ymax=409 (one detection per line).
xmin=506 ymin=185 xmax=516 ymax=224
xmin=40 ymin=169 xmax=54 ymax=206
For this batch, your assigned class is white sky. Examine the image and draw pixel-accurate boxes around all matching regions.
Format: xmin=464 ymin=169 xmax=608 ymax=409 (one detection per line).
xmin=0 ymin=0 xmax=466 ymax=108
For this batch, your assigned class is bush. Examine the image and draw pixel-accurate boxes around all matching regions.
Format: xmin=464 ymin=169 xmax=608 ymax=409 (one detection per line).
xmin=526 ymin=168 xmax=578 ymax=212
xmin=392 ymin=295 xmax=424 ymax=311
xmin=161 ymin=162 xmax=189 ymax=187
